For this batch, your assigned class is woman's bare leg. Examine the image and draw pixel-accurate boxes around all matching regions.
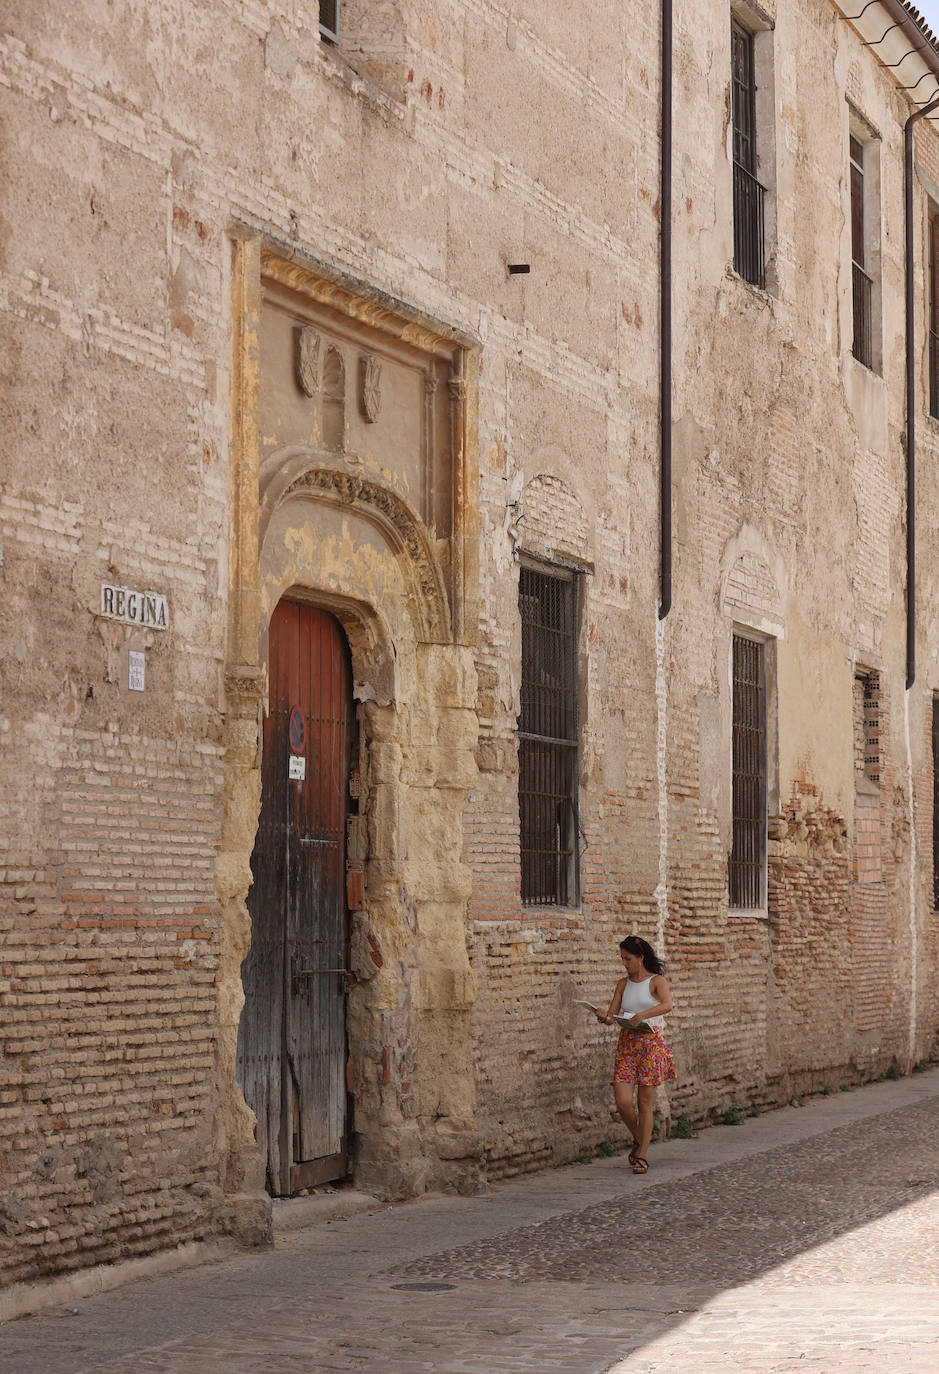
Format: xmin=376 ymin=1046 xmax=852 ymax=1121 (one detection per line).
xmin=635 ymin=1083 xmax=656 ymax=1165
xmin=613 ymin=1081 xmax=639 ymax=1145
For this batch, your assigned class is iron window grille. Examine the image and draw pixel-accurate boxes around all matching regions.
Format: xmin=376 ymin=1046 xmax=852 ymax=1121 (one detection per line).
xmin=933 ymin=698 xmax=939 ymax=908
xmin=319 ymin=0 xmax=339 ymax=42
xmin=930 ymin=217 xmax=939 ymax=418
xmin=850 ymin=134 xmax=873 ymax=368
xmin=518 ymin=565 xmax=579 ymax=907
xmin=729 ymin=634 xmax=766 ymax=909
xmin=731 ymin=18 xmax=766 ymax=288
xmin=853 ymin=671 xmax=881 ymax=786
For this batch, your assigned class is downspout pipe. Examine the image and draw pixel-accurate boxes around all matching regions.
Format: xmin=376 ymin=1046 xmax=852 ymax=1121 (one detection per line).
xmin=659 ymin=0 xmax=673 ymax=621
xmin=903 ymin=92 xmax=939 ymax=690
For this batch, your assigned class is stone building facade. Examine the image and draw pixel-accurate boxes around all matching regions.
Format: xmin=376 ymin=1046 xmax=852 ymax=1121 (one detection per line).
xmin=1 ymin=0 xmax=938 ymax=1289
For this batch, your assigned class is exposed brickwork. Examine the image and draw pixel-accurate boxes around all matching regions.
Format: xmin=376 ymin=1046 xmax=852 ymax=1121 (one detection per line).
xmin=2 ymin=0 xmax=939 ymax=1290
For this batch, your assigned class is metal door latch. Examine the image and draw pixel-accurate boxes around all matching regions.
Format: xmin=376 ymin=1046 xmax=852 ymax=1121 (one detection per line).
xmin=290 ymin=955 xmax=354 ymax=996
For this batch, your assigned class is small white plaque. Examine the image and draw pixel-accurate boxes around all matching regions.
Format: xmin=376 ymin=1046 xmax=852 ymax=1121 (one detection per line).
xmin=289 ymin=754 xmax=306 ymax=781
xmin=128 ymin=650 xmax=146 ymax=692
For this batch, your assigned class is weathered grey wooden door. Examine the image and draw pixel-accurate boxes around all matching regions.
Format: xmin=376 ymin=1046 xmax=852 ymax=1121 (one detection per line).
xmin=236 ymin=601 xmax=352 ymax=1195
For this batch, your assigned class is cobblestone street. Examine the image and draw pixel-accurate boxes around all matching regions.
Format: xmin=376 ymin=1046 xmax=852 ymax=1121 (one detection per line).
xmin=2 ymin=1068 xmax=937 ymax=1374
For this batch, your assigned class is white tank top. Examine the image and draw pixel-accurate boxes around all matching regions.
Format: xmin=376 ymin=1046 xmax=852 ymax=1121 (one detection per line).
xmin=620 ymin=974 xmax=664 ymax=1031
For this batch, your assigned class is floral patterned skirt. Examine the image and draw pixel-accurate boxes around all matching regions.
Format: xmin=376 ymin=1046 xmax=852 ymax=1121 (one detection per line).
xmin=611 ymin=1027 xmax=676 ymax=1087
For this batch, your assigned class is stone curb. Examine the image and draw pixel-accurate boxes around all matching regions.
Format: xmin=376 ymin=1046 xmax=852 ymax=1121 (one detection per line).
xmin=272 ymin=1188 xmax=383 ymax=1233
xmin=0 ymin=1240 xmax=237 ymax=1327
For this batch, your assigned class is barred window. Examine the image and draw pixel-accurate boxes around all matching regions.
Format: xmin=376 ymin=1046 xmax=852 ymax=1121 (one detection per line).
xmin=933 ymin=697 xmax=939 ymax=909
xmin=518 ymin=565 xmax=579 ymax=907
xmin=929 ymin=215 xmax=939 ymax=418
xmin=729 ymin=634 xmax=766 ymax=909
xmin=850 ymin=134 xmax=873 ymax=368
xmin=731 ymin=15 xmax=766 ymax=288
xmin=853 ymin=670 xmax=881 ymax=786
xmin=319 ymin=0 xmax=339 ymax=42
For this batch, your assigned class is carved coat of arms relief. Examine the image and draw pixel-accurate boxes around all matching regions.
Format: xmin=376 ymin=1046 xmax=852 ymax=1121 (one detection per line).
xmin=360 ymin=353 xmax=382 ymax=423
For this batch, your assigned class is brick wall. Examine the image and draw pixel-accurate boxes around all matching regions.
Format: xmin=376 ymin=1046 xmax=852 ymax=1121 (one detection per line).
xmin=2 ymin=0 xmax=939 ymax=1285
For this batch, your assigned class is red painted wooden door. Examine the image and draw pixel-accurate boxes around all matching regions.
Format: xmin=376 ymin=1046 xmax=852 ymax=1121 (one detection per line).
xmin=237 ymin=602 xmax=352 ymax=1195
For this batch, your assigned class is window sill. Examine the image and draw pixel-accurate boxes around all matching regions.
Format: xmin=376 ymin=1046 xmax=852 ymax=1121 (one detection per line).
xmin=855 ymin=774 xmax=880 ymax=797
xmin=846 ymin=350 xmax=882 ymax=381
xmin=317 ymin=37 xmax=408 ymax=118
xmin=726 ymin=266 xmax=777 ymax=306
xmin=728 ymin=906 xmax=769 ymax=920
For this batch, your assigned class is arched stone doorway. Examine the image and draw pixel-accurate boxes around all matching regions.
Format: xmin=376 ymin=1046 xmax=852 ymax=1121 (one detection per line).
xmin=218 ymin=242 xmax=482 ymax=1227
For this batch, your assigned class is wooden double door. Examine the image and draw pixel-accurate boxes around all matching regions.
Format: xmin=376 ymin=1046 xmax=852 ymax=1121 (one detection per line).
xmin=237 ymin=602 xmax=353 ymax=1195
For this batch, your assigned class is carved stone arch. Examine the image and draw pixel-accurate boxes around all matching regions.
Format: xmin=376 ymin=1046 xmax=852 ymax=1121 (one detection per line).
xmin=259 ymin=446 xmax=451 ymax=645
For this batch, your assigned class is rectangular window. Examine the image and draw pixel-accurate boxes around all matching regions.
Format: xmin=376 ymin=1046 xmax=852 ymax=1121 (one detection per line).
xmin=929 ymin=215 xmax=939 ymax=418
xmin=731 ymin=17 xmax=766 ymax=288
xmin=518 ymin=565 xmax=579 ymax=907
xmin=319 ymin=0 xmax=339 ymax=42
xmin=933 ymin=698 xmax=939 ymax=908
xmin=730 ymin=634 xmax=766 ymax=909
xmin=853 ymin=670 xmax=881 ymax=786
xmin=850 ymin=135 xmax=873 ymax=368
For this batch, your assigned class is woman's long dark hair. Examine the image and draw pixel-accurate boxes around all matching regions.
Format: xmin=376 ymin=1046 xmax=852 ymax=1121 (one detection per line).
xmin=620 ymin=934 xmax=665 ymax=976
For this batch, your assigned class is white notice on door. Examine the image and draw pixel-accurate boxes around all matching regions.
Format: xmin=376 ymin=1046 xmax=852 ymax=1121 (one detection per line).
xmin=289 ymin=754 xmax=306 ymax=781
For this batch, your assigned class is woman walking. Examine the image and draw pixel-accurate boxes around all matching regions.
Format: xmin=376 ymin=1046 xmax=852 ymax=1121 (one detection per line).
xmin=596 ymin=934 xmax=675 ymax=1174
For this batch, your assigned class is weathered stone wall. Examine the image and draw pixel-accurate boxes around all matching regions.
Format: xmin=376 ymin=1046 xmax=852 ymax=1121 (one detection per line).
xmin=467 ymin=0 xmax=939 ymax=1177
xmin=2 ymin=0 xmax=939 ymax=1287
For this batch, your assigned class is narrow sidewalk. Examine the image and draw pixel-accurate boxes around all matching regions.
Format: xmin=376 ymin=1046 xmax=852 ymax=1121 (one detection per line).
xmin=2 ymin=1066 xmax=937 ymax=1374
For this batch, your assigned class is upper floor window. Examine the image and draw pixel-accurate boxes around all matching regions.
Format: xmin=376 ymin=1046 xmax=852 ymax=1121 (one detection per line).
xmin=850 ymin=136 xmax=872 ymax=367
xmin=518 ymin=564 xmax=580 ymax=907
xmin=929 ymin=213 xmax=939 ymax=418
xmin=319 ymin=0 xmax=339 ymax=43
xmin=848 ymin=116 xmax=882 ymax=372
xmin=731 ymin=18 xmax=766 ymax=288
xmin=933 ymin=696 xmax=939 ymax=908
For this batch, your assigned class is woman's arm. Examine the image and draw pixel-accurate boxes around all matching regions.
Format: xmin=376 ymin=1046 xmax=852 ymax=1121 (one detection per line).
xmin=624 ymin=974 xmax=672 ymax=1026
xmin=597 ymin=977 xmax=627 ymax=1024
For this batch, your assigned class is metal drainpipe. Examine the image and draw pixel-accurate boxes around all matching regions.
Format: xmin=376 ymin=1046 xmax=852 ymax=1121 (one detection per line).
xmin=904 ymin=93 xmax=939 ymax=689
xmin=659 ymin=0 xmax=673 ymax=620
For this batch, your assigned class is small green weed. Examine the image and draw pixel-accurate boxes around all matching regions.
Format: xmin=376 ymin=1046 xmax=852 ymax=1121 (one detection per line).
xmin=748 ymin=1104 xmax=760 ymax=1117
xmin=671 ymin=1112 xmax=695 ymax=1139
xmin=840 ymin=1083 xmax=854 ymax=1092
xmin=822 ymin=1085 xmax=834 ymax=1096
xmin=885 ymin=1064 xmax=902 ymax=1081
xmin=723 ymin=1106 xmax=744 ymax=1126
xmin=596 ymin=1140 xmax=617 ymax=1157
xmin=912 ymin=1060 xmax=929 ymax=1074
xmin=788 ymin=1095 xmax=804 ymax=1107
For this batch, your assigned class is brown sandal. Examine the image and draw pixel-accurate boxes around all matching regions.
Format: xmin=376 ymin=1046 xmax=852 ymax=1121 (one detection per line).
xmin=631 ymin=1156 xmax=649 ymax=1174
xmin=627 ymin=1140 xmax=641 ymax=1165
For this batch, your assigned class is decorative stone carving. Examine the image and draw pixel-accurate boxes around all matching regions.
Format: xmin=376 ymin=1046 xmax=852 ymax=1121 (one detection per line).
xmin=278 ymin=464 xmax=451 ymax=643
xmin=224 ymin=662 xmax=266 ymax=704
xmin=360 ymin=353 xmax=382 ymax=423
xmin=297 ymin=326 xmax=321 ymax=397
xmin=322 ymin=346 xmax=345 ymax=451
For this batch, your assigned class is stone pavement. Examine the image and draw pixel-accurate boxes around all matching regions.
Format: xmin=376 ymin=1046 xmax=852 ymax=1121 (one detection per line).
xmin=1 ymin=1067 xmax=938 ymax=1373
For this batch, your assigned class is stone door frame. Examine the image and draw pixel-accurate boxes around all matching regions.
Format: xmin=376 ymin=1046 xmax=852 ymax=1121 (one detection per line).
xmin=217 ymin=236 xmax=482 ymax=1230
